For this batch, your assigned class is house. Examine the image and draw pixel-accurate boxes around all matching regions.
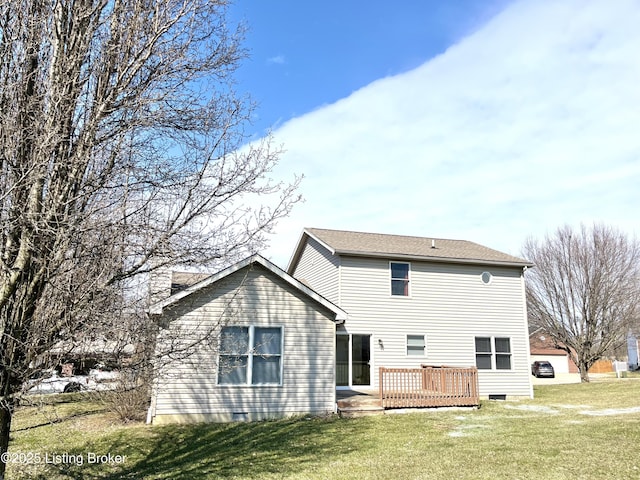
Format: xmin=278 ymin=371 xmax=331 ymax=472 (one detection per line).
xmin=628 ymin=332 xmax=639 ymax=370
xmin=287 ymin=228 xmax=535 ymax=399
xmin=528 ymin=327 xmax=620 ymax=377
xmin=529 ymin=327 xmax=579 ymax=375
xmin=147 ymin=254 xmax=347 ymax=424
xmin=149 ymin=228 xmax=535 ymax=424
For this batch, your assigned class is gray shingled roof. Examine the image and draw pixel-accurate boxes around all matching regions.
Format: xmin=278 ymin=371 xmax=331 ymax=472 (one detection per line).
xmin=305 ymin=228 xmax=533 ymax=267
xmin=171 ymin=271 xmax=212 ymax=294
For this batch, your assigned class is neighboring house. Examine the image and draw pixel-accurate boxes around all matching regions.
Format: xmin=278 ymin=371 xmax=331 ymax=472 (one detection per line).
xmin=529 ymin=327 xmax=579 ymax=375
xmin=528 ymin=327 xmax=620 ymax=375
xmin=287 ymin=228 xmax=535 ymax=399
xmin=147 ymin=254 xmax=347 ymax=424
xmin=628 ymin=332 xmax=639 ymax=370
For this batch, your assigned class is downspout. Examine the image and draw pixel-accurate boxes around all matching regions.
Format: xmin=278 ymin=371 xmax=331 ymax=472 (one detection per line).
xmin=336 ymin=255 xmax=343 ymax=409
xmin=337 ymin=255 xmax=342 ymax=306
xmin=146 ymin=388 xmax=157 ymax=424
xmin=146 ymin=310 xmax=162 ymax=424
xmin=521 ymin=266 xmax=534 ymax=399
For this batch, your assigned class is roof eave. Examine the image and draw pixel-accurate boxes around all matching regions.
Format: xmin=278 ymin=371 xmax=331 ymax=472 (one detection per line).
xmin=286 ymin=228 xmax=337 ymax=274
xmin=334 ymin=250 xmax=534 ymax=268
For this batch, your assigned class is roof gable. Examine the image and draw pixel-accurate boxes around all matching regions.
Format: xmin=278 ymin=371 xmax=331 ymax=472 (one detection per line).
xmin=288 ymin=228 xmax=533 ymax=272
xmin=150 ymin=254 xmax=347 ymax=321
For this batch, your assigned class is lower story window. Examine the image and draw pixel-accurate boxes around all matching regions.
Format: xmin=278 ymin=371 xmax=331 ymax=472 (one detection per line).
xmin=494 ymin=337 xmax=512 ymax=370
xmin=407 ymin=335 xmax=426 ymax=356
xmin=475 ymin=336 xmax=511 ymax=370
xmin=475 ymin=337 xmax=492 ymax=369
xmin=218 ymin=326 xmax=282 ymax=385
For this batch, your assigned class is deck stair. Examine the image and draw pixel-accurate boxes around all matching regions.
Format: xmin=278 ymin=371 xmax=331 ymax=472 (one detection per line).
xmin=336 ymin=390 xmax=384 ymax=418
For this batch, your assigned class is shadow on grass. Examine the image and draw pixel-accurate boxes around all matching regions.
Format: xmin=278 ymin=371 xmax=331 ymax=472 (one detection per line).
xmin=14 ymin=408 xmax=107 ymax=432
xmin=38 ymin=415 xmax=362 ymax=479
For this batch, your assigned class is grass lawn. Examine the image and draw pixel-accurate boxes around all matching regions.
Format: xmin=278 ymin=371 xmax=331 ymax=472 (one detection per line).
xmin=7 ymin=378 xmax=640 ymax=479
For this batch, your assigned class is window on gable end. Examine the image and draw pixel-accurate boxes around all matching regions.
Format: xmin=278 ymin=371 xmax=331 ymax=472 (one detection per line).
xmin=494 ymin=337 xmax=512 ymax=370
xmin=252 ymin=327 xmax=282 ymax=384
xmin=475 ymin=337 xmax=492 ymax=370
xmin=218 ymin=326 xmax=283 ymax=385
xmin=474 ymin=336 xmax=512 ymax=370
xmin=218 ymin=326 xmax=249 ymax=384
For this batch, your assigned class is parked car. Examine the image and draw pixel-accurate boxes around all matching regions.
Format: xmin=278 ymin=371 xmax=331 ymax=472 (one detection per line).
xmin=531 ymin=361 xmax=555 ymax=378
xmin=25 ymin=368 xmax=120 ymax=394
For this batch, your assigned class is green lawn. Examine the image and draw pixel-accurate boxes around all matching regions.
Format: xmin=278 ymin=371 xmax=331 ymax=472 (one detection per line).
xmin=8 ymin=379 xmax=640 ymax=479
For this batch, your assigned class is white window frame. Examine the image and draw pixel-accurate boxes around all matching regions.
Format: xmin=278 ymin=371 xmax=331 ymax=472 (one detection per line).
xmin=390 ymin=261 xmax=411 ymax=297
xmin=218 ymin=325 xmax=284 ymax=386
xmin=474 ymin=336 xmax=512 ymax=371
xmin=336 ymin=332 xmax=373 ymax=389
xmin=480 ymin=271 xmax=493 ymax=285
xmin=406 ymin=334 xmax=426 ymax=357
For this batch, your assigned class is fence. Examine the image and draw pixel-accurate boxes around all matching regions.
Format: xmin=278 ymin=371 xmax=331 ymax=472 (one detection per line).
xmin=379 ymin=365 xmax=479 ymax=408
xmin=588 ymin=359 xmax=614 ymax=373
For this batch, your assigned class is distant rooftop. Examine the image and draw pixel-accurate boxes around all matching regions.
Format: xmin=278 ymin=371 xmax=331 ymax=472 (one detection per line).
xmin=290 ymin=228 xmax=533 ymax=269
xmin=171 ymin=271 xmax=212 ymax=294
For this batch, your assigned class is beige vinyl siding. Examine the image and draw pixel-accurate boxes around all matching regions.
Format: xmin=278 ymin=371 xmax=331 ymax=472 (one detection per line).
xmin=152 ymin=264 xmax=337 ymax=423
xmin=339 ymin=256 xmax=532 ymax=398
xmin=292 ymin=237 xmax=340 ymax=303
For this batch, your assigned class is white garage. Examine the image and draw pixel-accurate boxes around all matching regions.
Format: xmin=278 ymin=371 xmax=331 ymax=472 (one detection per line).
xmin=530 ymin=353 xmax=570 ymax=374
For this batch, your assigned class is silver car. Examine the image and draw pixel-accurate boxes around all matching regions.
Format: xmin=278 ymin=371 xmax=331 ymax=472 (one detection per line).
xmin=531 ymin=361 xmax=555 ymax=378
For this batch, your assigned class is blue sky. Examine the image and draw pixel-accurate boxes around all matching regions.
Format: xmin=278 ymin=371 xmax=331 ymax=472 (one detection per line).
xmin=229 ymin=1 xmax=510 ymax=136
xmin=228 ymin=0 xmax=640 ymax=267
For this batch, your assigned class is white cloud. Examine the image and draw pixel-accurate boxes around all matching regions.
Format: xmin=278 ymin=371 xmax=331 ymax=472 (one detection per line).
xmin=261 ymin=0 xmax=640 ymax=267
xmin=267 ymin=54 xmax=286 ymax=65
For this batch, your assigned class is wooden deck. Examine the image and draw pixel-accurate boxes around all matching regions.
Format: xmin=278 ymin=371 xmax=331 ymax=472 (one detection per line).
xmin=379 ymin=366 xmax=479 ymax=409
xmin=336 ymin=389 xmax=384 ymax=417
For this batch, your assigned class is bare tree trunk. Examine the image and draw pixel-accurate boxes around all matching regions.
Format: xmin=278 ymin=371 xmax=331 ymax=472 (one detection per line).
xmin=524 ymin=224 xmax=640 ymax=384
xmin=0 ymin=400 xmax=12 ymax=480
xmin=578 ymin=361 xmax=591 ymax=383
xmin=0 ymin=0 xmax=300 ymax=469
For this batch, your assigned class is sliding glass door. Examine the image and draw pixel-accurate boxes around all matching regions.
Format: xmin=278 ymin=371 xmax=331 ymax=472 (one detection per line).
xmin=336 ymin=334 xmax=371 ymax=388
xmin=336 ymin=335 xmax=349 ymax=387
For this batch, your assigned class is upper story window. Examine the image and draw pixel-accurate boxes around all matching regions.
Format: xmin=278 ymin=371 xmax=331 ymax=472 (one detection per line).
xmin=218 ymin=326 xmax=283 ymax=385
xmin=390 ymin=262 xmax=410 ymax=296
xmin=475 ymin=336 xmax=512 ymax=370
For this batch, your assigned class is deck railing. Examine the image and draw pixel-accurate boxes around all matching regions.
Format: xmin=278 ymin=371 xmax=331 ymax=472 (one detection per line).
xmin=379 ymin=365 xmax=479 ymax=408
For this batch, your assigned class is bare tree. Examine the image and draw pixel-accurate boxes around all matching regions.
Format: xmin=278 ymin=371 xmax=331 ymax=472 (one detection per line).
xmin=0 ymin=0 xmax=300 ymax=476
xmin=523 ymin=224 xmax=640 ymax=382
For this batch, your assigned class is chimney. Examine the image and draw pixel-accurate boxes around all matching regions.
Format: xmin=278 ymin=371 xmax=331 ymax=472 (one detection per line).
xmin=431 ymin=239 xmax=436 ymax=249
xmin=148 ymin=265 xmax=173 ymax=308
